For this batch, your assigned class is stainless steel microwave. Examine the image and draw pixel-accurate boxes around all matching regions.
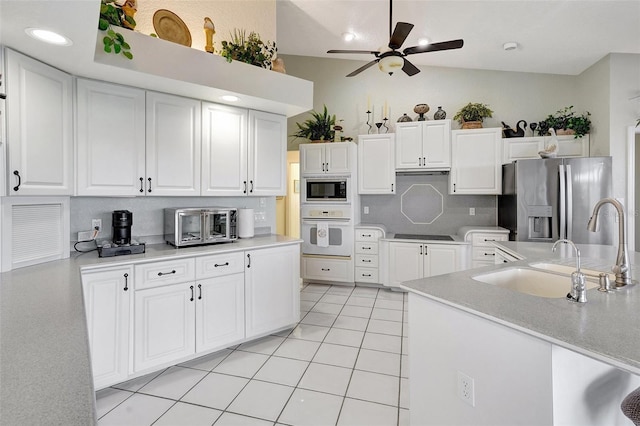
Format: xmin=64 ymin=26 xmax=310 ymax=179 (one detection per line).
xmin=164 ymin=207 xmax=237 ymax=247
xmin=303 ymin=177 xmax=350 ymax=203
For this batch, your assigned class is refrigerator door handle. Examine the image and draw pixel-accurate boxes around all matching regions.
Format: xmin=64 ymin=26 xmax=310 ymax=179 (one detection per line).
xmin=559 ymin=164 xmax=566 ymax=239
xmin=565 ymin=164 xmax=573 ymax=240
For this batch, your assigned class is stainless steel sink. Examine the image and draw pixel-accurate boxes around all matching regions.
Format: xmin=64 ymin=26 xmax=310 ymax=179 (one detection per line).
xmin=472 ymin=268 xmax=597 ymax=298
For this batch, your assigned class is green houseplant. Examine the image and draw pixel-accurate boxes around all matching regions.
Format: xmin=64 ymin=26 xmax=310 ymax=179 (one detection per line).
xmin=220 ymin=29 xmax=276 ymax=69
xmin=98 ymin=0 xmax=135 ymax=59
xmin=292 ymin=105 xmax=336 ymax=142
xmin=538 ymin=106 xmax=591 ymax=138
xmin=453 ymin=102 xmax=494 ymax=129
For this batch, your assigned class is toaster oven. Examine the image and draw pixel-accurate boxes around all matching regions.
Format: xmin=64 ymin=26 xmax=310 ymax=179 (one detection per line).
xmin=164 ymin=207 xmax=237 ymax=247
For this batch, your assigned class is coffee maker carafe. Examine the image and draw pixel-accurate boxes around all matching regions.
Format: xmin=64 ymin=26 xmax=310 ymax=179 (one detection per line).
xmin=112 ymin=210 xmax=133 ymax=245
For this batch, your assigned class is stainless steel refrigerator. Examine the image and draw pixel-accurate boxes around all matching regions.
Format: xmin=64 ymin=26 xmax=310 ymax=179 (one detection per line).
xmin=498 ymin=157 xmax=614 ymax=244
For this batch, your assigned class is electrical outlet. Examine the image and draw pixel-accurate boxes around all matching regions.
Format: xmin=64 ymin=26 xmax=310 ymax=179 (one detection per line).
xmin=469 ymin=208 xmax=476 ymax=216
xmin=364 ymin=206 xmax=370 ymax=215
xmin=457 ymin=371 xmax=475 ymax=407
xmin=92 ymin=219 xmax=102 ymax=232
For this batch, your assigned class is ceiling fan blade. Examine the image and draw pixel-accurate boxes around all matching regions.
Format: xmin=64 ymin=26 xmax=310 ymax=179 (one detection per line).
xmin=403 ymin=39 xmax=464 ymax=56
xmin=346 ymin=60 xmax=379 ymax=77
xmin=389 ymin=22 xmax=414 ymax=50
xmin=327 ymin=49 xmax=380 ymax=55
xmin=402 ymin=59 xmax=420 ymax=76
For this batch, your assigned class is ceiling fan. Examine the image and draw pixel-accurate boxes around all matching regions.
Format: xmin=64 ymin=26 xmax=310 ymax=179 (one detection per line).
xmin=327 ymin=0 xmax=464 ymax=77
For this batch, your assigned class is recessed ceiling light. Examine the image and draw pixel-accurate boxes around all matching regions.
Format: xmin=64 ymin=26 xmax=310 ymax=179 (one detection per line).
xmin=221 ymin=95 xmax=239 ymax=102
xmin=25 ymin=28 xmax=72 ymax=46
xmin=418 ymin=38 xmax=430 ymax=46
xmin=503 ymin=42 xmax=518 ymax=51
xmin=342 ymin=32 xmax=356 ymax=42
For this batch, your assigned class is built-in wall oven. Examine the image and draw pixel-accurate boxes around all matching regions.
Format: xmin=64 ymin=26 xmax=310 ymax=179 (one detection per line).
xmin=303 ymin=176 xmax=350 ymax=203
xmin=301 ymin=205 xmax=353 ymax=257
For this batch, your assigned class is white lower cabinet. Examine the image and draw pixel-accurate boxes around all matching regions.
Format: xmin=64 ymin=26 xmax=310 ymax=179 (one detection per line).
xmin=81 ymin=266 xmax=133 ymax=390
xmin=388 ymin=242 xmax=465 ymax=287
xmin=134 ymin=282 xmax=196 ymax=372
xmin=302 ymin=255 xmax=354 ymax=283
xmin=245 ymin=244 xmax=300 ymax=338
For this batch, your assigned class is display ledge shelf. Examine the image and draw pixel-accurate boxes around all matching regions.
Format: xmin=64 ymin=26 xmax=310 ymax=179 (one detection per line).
xmin=0 ymin=0 xmax=312 ymax=117
xmin=93 ymin=30 xmax=313 ymax=117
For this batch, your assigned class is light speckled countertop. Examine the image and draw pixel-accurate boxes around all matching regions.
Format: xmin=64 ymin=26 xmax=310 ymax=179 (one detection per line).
xmin=0 ymin=235 xmax=302 ymax=426
xmin=400 ymin=241 xmax=640 ymax=376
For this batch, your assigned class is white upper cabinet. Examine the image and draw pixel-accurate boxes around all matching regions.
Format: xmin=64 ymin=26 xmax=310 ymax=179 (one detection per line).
xmin=202 ymin=103 xmax=248 ymax=196
xmin=202 ymin=105 xmax=286 ymax=196
xmin=395 ymin=120 xmax=451 ymax=170
xmin=358 ymin=134 xmax=395 ymax=194
xmin=502 ymin=134 xmax=590 ymax=164
xmin=300 ymin=142 xmax=353 ymax=175
xmin=248 ymin=110 xmax=287 ymax=196
xmin=145 ymin=92 xmax=201 ymax=196
xmin=76 ymin=79 xmax=146 ymax=196
xmin=450 ymin=127 xmax=502 ymax=195
xmin=6 ymin=49 xmax=73 ymax=195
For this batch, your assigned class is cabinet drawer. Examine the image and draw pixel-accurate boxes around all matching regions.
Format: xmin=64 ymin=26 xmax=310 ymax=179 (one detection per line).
xmin=196 ymin=252 xmax=244 ymax=279
xmin=355 ymin=229 xmax=382 ymax=242
xmin=355 ymin=254 xmax=379 ymax=268
xmin=472 ymin=246 xmax=496 ymax=261
xmin=355 ymin=242 xmax=378 ymax=255
xmin=355 ymin=267 xmax=379 ymax=283
xmin=134 ymin=258 xmax=195 ymax=289
xmin=471 ymin=233 xmax=508 ymax=247
xmin=302 ymin=257 xmax=351 ymax=282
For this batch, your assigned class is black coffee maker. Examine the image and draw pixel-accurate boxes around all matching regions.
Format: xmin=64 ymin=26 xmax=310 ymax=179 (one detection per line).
xmin=112 ymin=210 xmax=133 ymax=245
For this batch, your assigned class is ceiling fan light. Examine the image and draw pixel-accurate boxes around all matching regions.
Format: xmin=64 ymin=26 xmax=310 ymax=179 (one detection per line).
xmin=378 ymin=55 xmax=404 ymax=75
xmin=418 ymin=38 xmax=430 ymax=46
xmin=342 ymin=32 xmax=356 ymax=42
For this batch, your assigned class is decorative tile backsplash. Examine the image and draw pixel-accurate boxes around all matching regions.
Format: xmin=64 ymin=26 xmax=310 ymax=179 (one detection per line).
xmin=360 ymin=174 xmax=497 ymax=235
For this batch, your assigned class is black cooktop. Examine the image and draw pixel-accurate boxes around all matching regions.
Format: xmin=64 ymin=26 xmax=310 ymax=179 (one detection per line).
xmin=394 ymin=234 xmax=454 ymax=241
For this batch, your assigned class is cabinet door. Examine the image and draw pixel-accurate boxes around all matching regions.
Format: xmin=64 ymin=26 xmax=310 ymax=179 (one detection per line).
xmin=196 ymin=274 xmax=245 ymax=353
xmin=76 ymin=79 xmax=146 ymax=196
xmin=502 ymin=137 xmax=545 ymax=164
xmin=300 ymin=143 xmax=325 ymax=174
xmin=146 ymin=92 xmax=201 ymax=196
xmin=358 ymin=134 xmax=395 ymax=194
xmin=201 ymin=103 xmax=248 ymax=196
xmin=324 ymin=143 xmax=351 ymax=174
xmin=82 ymin=267 xmax=132 ymax=390
xmin=248 ymin=110 xmax=286 ymax=195
xmin=6 ymin=49 xmax=73 ymax=195
xmin=554 ymin=135 xmax=589 ymax=158
xmin=395 ymin=122 xmax=422 ymax=169
xmin=388 ymin=242 xmax=423 ymax=287
xmin=425 ymin=245 xmax=459 ymax=277
xmin=450 ymin=128 xmax=502 ymax=195
xmin=134 ymin=283 xmax=196 ymax=372
xmin=422 ymin=120 xmax=451 ymax=168
xmin=245 ymin=245 xmax=300 ymax=338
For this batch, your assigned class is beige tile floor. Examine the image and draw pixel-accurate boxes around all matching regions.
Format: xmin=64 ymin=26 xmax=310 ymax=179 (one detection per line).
xmin=96 ymin=283 xmax=410 ymax=425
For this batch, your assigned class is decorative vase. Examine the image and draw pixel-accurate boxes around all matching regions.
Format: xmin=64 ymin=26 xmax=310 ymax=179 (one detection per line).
xmin=397 ymin=113 xmax=412 ymax=122
xmin=414 ymin=103 xmax=430 ymax=121
xmin=556 ymin=128 xmax=575 ymax=136
xmin=461 ymin=121 xmax=483 ymax=129
xmin=434 ymin=106 xmax=446 ymax=120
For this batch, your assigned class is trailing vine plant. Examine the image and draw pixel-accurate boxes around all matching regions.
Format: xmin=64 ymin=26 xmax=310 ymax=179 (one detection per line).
xmin=98 ymin=0 xmax=135 ymax=59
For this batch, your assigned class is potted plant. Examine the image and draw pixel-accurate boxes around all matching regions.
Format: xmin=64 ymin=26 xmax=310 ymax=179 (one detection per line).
xmin=220 ymin=29 xmax=276 ymax=69
xmin=292 ymin=105 xmax=336 ymax=142
xmin=538 ymin=106 xmax=591 ymax=138
xmin=453 ymin=102 xmax=494 ymax=129
xmin=98 ymin=0 xmax=135 ymax=59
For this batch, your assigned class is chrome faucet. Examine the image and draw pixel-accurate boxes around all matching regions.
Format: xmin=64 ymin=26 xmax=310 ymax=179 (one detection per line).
xmin=552 ymin=239 xmax=587 ymax=303
xmin=587 ymin=198 xmax=631 ymax=287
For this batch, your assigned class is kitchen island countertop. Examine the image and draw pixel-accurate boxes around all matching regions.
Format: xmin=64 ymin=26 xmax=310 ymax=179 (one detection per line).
xmin=0 ymin=234 xmax=302 ymax=426
xmin=400 ymin=241 xmax=640 ymax=376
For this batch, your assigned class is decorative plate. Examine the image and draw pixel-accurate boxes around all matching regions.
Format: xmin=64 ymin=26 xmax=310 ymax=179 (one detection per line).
xmin=153 ymin=9 xmax=192 ymax=47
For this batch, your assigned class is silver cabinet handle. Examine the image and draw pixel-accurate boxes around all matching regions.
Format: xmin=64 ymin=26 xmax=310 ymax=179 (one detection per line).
xmin=321 ymin=268 xmax=330 ymax=271
xmin=139 ymin=177 xmax=144 ymax=193
xmin=247 ymin=253 xmax=251 ymax=268
xmin=198 ymin=284 xmax=202 ymax=300
xmin=249 ymin=180 xmax=254 ymax=193
xmin=363 ymin=273 xmax=372 ymax=277
xmin=147 ymin=177 xmax=152 ymax=193
xmin=157 ymin=270 xmax=176 ymax=276
xmin=362 ymin=259 xmax=372 ymax=263
xmin=190 ymin=285 xmax=194 ymax=302
xmin=214 ymin=262 xmax=229 ymax=267
xmin=243 ymin=181 xmax=247 ymax=194
xmin=123 ymin=273 xmax=129 ymax=291
xmin=13 ymin=170 xmax=21 ymax=192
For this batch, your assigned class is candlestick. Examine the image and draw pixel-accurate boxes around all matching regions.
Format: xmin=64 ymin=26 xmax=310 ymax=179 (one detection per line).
xmin=383 ymin=118 xmax=389 ymax=133
xmin=366 ymin=110 xmax=373 ymax=134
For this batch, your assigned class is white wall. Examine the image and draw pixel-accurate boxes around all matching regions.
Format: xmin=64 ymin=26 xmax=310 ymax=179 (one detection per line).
xmin=281 ymin=54 xmax=578 ymax=151
xmin=576 ymin=55 xmax=611 ymax=157
xmin=135 ymin=1 xmax=276 ymax=55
